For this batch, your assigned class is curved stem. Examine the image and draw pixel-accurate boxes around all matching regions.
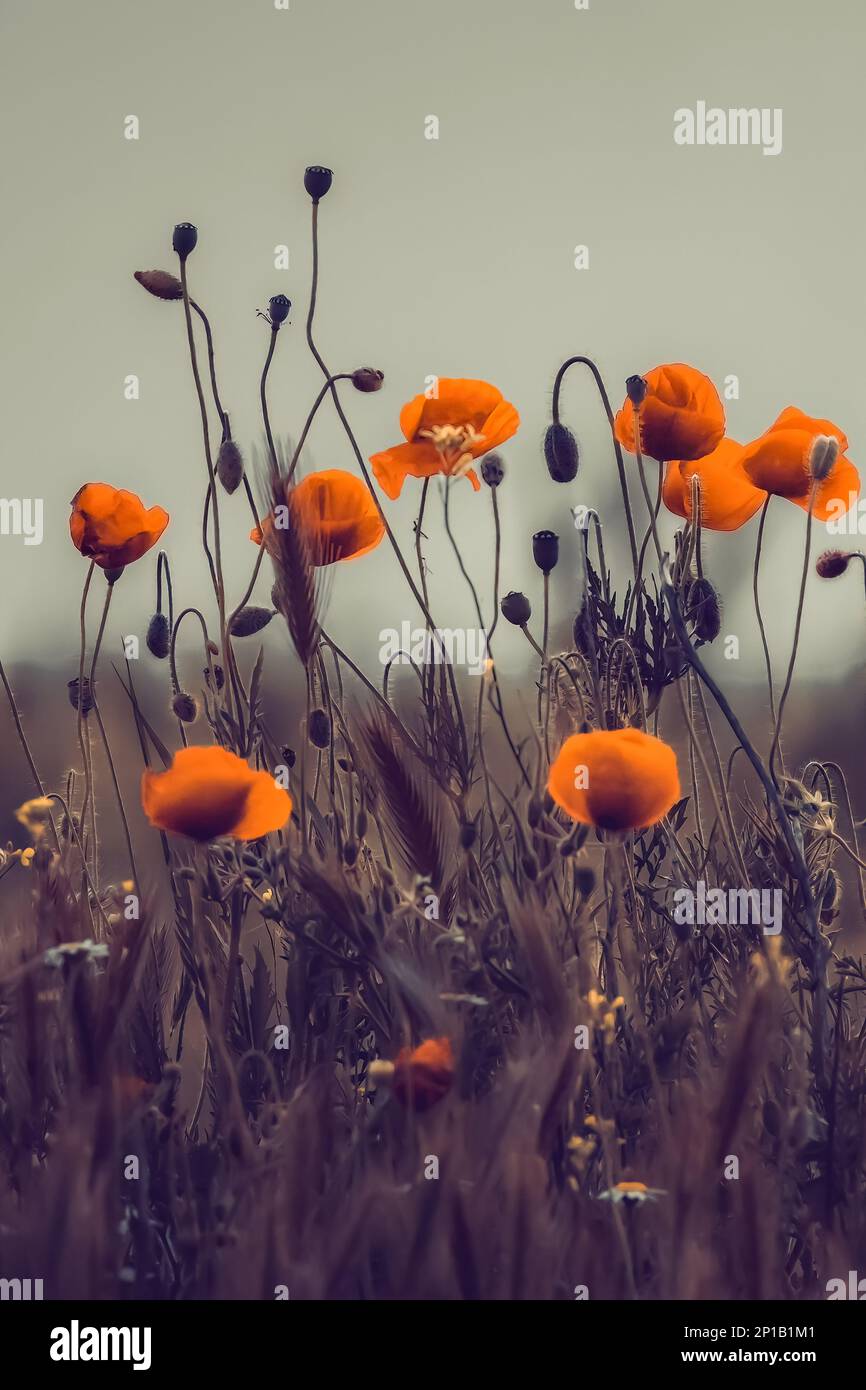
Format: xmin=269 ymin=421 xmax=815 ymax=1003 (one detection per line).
xmin=769 ymin=487 xmax=817 ymax=781
xmin=552 ymin=354 xmax=639 ymax=577
xmin=753 ymin=497 xmax=777 ymax=727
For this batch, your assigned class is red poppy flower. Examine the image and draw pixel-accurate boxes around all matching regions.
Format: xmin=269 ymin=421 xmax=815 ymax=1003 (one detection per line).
xmin=662 ymin=438 xmax=767 ymax=531
xmin=70 ymin=484 xmax=169 ymax=569
xmin=614 ymin=364 xmax=725 ymax=463
xmin=141 ymin=746 xmax=292 ymax=842
xmin=369 ymin=378 xmax=519 ymax=499
xmin=392 ymin=1037 xmax=455 ymax=1111
xmin=548 ymin=729 xmax=680 ymax=832
xmin=251 ymin=469 xmax=385 ymax=564
xmin=739 ymin=407 xmax=859 ymax=521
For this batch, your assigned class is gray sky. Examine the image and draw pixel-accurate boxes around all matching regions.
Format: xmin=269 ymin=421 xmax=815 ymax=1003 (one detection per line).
xmin=3 ymin=0 xmax=865 ymax=702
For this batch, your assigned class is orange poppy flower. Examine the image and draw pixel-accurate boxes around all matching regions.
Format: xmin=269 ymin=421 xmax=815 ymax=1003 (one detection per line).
xmin=392 ymin=1036 xmax=455 ymax=1111
xmin=70 ymin=484 xmax=169 ymax=569
xmin=614 ymin=364 xmax=725 ymax=463
xmin=369 ymin=378 xmax=519 ymax=499
xmin=548 ymin=728 xmax=680 ymax=832
xmin=739 ymin=407 xmax=859 ymax=521
xmin=251 ymin=469 xmax=385 ymax=564
xmin=141 ymin=746 xmax=292 ymax=842
xmin=662 ymin=438 xmax=767 ymax=531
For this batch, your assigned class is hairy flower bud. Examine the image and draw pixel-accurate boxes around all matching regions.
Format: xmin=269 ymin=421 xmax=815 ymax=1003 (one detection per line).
xmin=351 ymin=367 xmax=384 ymax=393
xmin=171 ymin=691 xmax=199 ymax=723
xmin=501 ymin=590 xmax=532 ymax=625
xmin=544 ymin=422 xmax=579 ymax=483
xmin=216 ymin=438 xmax=244 ymax=495
xmin=308 ymin=708 xmax=331 ymax=748
xmin=686 ymin=576 xmax=721 ymax=643
xmin=67 ymin=677 xmax=93 ymax=715
xmin=228 ymin=606 xmax=274 ymax=637
xmin=809 ymin=434 xmax=840 ymax=482
xmin=146 ymin=612 xmax=171 ymax=659
xmin=134 ymin=269 xmax=183 ymax=301
xmin=816 ymin=549 xmax=853 ymax=579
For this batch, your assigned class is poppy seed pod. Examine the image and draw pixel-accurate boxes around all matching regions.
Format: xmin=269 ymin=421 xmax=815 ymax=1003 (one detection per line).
xmin=544 ymin=422 xmax=579 ymax=483
xmin=809 ymin=434 xmax=840 ymax=483
xmin=146 ymin=612 xmax=171 ymax=659
xmin=304 ymin=165 xmax=333 ymax=202
xmin=626 ymin=374 xmax=648 ymax=407
xmin=67 ymin=677 xmax=93 ymax=716
xmin=228 ymin=606 xmax=274 ymax=638
xmin=352 ymin=367 xmax=384 ymax=393
xmin=281 ymin=745 xmax=296 ymax=769
xmin=172 ymin=223 xmax=198 ymax=260
xmin=104 ymin=565 xmax=125 ymax=585
xmin=268 ymin=294 xmax=291 ymax=327
xmin=216 ymin=438 xmax=244 ymax=495
xmin=686 ymin=577 xmax=721 ymax=643
xmin=480 ymin=453 xmax=505 ymax=487
xmin=532 ymin=529 xmax=559 ymax=574
xmin=134 ymin=269 xmax=183 ymax=301
xmin=816 ymin=549 xmax=853 ymax=579
xmin=308 ymin=708 xmax=331 ymax=748
xmin=205 ymin=665 xmax=225 ymax=692
xmin=171 ymin=691 xmax=199 ymax=723
xmin=501 ymin=590 xmax=532 ymax=625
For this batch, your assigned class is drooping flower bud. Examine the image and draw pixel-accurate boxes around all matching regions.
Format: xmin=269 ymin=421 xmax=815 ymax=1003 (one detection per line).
xmin=304 ymin=166 xmax=333 ymax=202
xmin=67 ymin=677 xmax=93 ymax=715
xmin=171 ymin=691 xmax=199 ymax=723
xmin=134 ymin=269 xmax=183 ymax=301
xmin=686 ymin=577 xmax=721 ymax=643
xmin=501 ymin=590 xmax=532 ymax=625
xmin=216 ymin=438 xmax=244 ymax=495
xmin=532 ymin=529 xmax=559 ymax=574
xmin=544 ymin=422 xmax=579 ymax=483
xmin=172 ymin=223 xmax=198 ymax=260
xmin=308 ymin=708 xmax=331 ymax=748
xmin=228 ymin=606 xmax=274 ymax=637
xmin=351 ymin=367 xmax=384 ymax=393
xmin=809 ymin=434 xmax=840 ymax=482
xmin=816 ymin=549 xmax=853 ymax=579
xmin=480 ymin=453 xmax=505 ymax=487
xmin=146 ymin=612 xmax=171 ymax=659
